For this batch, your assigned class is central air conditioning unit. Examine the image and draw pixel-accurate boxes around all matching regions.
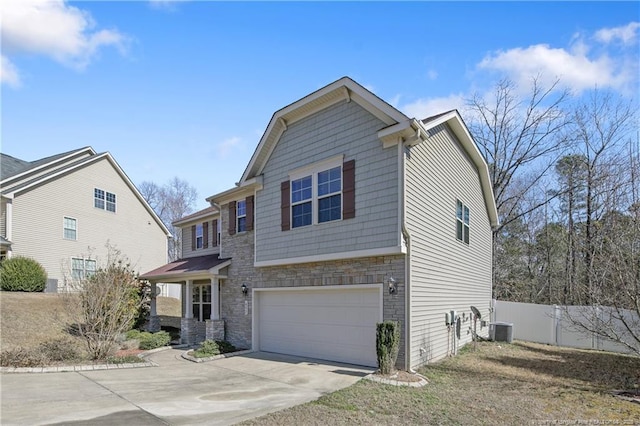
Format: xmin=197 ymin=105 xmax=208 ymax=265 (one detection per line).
xmin=490 ymin=322 xmax=513 ymax=343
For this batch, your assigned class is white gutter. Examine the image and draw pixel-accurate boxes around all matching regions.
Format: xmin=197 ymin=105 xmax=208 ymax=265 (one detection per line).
xmin=398 ymin=140 xmax=413 ymax=372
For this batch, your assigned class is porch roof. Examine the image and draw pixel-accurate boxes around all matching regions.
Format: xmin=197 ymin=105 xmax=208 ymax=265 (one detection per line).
xmin=140 ymin=254 xmax=231 ymax=283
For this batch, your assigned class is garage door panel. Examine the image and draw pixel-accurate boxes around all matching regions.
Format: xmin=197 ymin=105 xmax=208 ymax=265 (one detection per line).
xmin=258 ymin=287 xmax=380 ymax=367
xmin=261 ymin=305 xmax=379 ymax=327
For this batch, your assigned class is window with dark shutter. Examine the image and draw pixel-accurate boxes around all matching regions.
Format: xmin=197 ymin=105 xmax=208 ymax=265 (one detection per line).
xmin=343 ymin=159 xmax=355 ymax=219
xmin=212 ymin=219 xmax=218 ymax=247
xmin=203 ymin=221 xmax=209 ymax=249
xmin=191 ymin=225 xmax=196 ymax=251
xmin=281 ymin=180 xmax=290 ymax=231
xmin=246 ymin=195 xmax=254 ymax=231
xmin=228 ymin=201 xmax=237 ymax=235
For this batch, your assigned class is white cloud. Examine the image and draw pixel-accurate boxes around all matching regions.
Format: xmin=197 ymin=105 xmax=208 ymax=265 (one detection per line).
xmin=399 ymin=93 xmax=465 ymax=120
xmin=0 ymin=0 xmax=127 ymax=85
xmin=216 ymin=136 xmax=242 ymax=159
xmin=594 ymin=22 xmax=640 ymax=45
xmin=148 ymin=0 xmax=183 ymax=12
xmin=477 ymin=30 xmax=637 ymax=96
xmin=1 ymin=55 xmax=21 ymax=88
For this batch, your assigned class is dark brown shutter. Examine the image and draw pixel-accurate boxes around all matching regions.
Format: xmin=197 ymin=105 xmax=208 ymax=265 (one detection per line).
xmin=212 ymin=219 xmax=218 ymax=247
xmin=191 ymin=225 xmax=196 ymax=251
xmin=343 ymin=159 xmax=356 ymax=219
xmin=228 ymin=201 xmax=237 ymax=235
xmin=281 ymin=180 xmax=290 ymax=231
xmin=203 ymin=221 xmax=209 ymax=249
xmin=246 ymin=195 xmax=254 ymax=231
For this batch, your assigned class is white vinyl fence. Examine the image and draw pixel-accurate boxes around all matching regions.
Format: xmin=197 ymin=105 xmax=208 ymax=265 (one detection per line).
xmin=493 ymin=300 xmax=639 ymax=355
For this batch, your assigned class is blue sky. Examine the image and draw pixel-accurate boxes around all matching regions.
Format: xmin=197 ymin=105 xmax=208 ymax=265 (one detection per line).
xmin=2 ymin=1 xmax=639 ymax=210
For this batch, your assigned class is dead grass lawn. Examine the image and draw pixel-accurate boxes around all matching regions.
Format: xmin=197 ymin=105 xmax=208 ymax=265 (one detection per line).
xmin=0 ymin=292 xmax=182 ymax=351
xmin=241 ymin=341 xmax=640 ymax=425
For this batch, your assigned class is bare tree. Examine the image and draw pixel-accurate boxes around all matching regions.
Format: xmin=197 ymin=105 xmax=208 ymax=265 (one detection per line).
xmin=139 ymin=177 xmax=198 ymax=261
xmin=467 ymin=76 xmax=571 ymax=299
xmin=466 ymin=76 xmax=571 ymax=232
xmin=63 ymin=245 xmax=146 ymax=360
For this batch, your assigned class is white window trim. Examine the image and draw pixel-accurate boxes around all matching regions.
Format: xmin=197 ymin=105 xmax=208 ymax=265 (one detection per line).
xmin=195 ymin=223 xmax=204 ymax=249
xmin=94 ymin=187 xmax=116 ymax=213
xmin=63 ymin=216 xmax=77 ymax=241
xmin=192 ymin=283 xmax=212 ymax=322
xmin=237 ymin=200 xmax=247 ymax=233
xmin=289 ymin=155 xmax=344 ymax=228
xmin=456 ymin=199 xmax=470 ymax=245
xmin=71 ymin=257 xmax=97 ymax=280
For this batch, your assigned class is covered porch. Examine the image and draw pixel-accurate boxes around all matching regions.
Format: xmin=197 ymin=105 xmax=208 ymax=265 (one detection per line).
xmin=140 ymin=254 xmax=231 ymax=345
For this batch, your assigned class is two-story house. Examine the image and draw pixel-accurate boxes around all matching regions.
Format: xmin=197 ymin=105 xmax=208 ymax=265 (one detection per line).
xmin=141 ymin=77 xmax=498 ymax=370
xmin=1 ymin=147 xmax=171 ymax=291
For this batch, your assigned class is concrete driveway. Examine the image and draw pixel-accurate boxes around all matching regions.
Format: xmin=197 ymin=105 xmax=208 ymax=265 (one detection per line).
xmin=0 ymin=349 xmax=374 ymax=425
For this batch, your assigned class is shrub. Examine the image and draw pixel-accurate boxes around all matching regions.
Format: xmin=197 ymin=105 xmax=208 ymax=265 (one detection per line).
xmin=107 ymin=355 xmax=144 ymax=364
xmin=193 ymin=340 xmax=237 ymax=358
xmin=376 ymin=321 xmax=400 ymax=375
xmin=64 ymin=246 xmax=146 ymax=360
xmin=0 ymin=347 xmax=47 ymax=367
xmin=128 ymin=330 xmax=170 ymax=350
xmin=0 ymin=256 xmax=47 ymax=292
xmin=38 ymin=337 xmax=81 ymax=362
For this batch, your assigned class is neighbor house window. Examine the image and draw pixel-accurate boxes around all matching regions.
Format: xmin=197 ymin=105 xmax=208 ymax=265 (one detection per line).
xmin=237 ymin=200 xmax=247 ymax=232
xmin=456 ymin=200 xmax=470 ymax=244
xmin=192 ymin=284 xmax=212 ymax=321
xmin=63 ymin=217 xmax=77 ymax=240
xmin=71 ymin=258 xmax=96 ymax=280
xmin=95 ymin=188 xmax=116 ymax=212
xmin=195 ymin=223 xmax=203 ymax=249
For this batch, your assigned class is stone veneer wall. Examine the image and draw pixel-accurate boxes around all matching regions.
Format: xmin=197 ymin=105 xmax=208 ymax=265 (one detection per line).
xmin=219 ymin=203 xmax=408 ymax=368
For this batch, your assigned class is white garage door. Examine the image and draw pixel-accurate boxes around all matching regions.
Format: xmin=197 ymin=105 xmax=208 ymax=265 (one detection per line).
xmin=258 ymin=286 xmax=381 ymax=367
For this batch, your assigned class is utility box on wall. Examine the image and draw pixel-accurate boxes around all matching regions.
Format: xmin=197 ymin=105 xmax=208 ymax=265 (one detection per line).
xmin=490 ymin=322 xmax=514 ymax=343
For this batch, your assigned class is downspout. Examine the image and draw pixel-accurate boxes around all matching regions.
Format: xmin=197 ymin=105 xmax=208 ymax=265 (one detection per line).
xmin=399 ymin=140 xmax=413 ymax=372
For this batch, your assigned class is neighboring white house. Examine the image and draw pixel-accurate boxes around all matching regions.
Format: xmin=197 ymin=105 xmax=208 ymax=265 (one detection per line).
xmin=142 ymin=77 xmax=498 ymax=370
xmin=1 ymin=147 xmax=171 ymax=292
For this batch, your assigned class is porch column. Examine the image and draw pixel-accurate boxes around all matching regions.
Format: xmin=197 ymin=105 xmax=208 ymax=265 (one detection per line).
xmin=147 ymin=282 xmax=160 ymax=332
xmin=206 ymin=277 xmax=224 ymax=341
xmin=181 ymin=280 xmax=196 ymax=344
xmin=212 ymin=278 xmax=220 ymax=320
xmin=185 ymin=280 xmax=193 ymax=319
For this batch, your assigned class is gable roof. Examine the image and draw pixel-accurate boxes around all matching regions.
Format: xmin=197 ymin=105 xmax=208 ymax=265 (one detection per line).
xmin=172 ymin=206 xmax=219 ymax=227
xmin=0 ymin=147 xmax=172 ymax=237
xmin=139 ymin=254 xmax=230 ymax=282
xmin=233 ymin=77 xmax=498 ymax=229
xmin=1 ymin=147 xmax=95 ymax=182
xmin=240 ymin=76 xmax=408 ymax=184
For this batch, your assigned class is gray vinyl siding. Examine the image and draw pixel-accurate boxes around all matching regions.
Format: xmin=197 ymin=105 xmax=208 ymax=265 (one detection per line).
xmin=406 ymin=124 xmax=493 ymax=368
xmin=180 ymin=217 xmax=220 ymax=259
xmin=10 ymin=158 xmax=168 ymax=286
xmin=255 ymin=100 xmax=400 ymax=263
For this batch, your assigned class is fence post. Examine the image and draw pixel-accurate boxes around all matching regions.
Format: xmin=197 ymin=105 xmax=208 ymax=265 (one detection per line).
xmin=553 ymin=305 xmax=560 ymax=346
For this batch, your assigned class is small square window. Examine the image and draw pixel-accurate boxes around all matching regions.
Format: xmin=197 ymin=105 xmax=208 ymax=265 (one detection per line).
xmin=94 ymin=188 xmax=116 ymax=212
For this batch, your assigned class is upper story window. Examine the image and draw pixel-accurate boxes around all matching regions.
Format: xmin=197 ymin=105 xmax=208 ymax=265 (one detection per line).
xmin=237 ymin=200 xmax=247 ymax=232
xmin=195 ymin=223 xmax=203 ymax=249
xmin=289 ymin=161 xmax=342 ymax=229
xmin=291 ymin=176 xmax=312 ymax=228
xmin=95 ymin=188 xmax=116 ymax=212
xmin=281 ymin=157 xmax=355 ymax=231
xmin=63 ymin=217 xmax=77 ymax=240
xmin=456 ymin=199 xmax=470 ymax=244
xmin=72 ymin=258 xmax=96 ymax=280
